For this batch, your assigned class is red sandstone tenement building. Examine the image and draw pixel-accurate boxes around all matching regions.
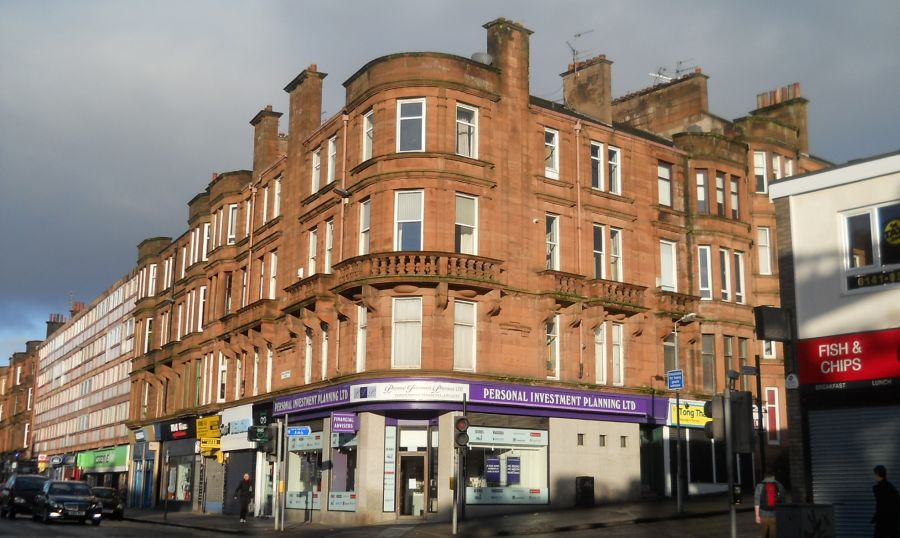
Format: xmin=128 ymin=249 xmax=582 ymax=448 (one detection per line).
xmin=11 ymin=17 xmax=829 ymax=523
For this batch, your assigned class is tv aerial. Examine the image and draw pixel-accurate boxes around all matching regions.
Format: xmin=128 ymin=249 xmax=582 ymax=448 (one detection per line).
xmin=566 ymin=29 xmax=595 ymax=77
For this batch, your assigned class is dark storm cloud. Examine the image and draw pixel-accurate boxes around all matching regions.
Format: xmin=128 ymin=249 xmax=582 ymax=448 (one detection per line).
xmin=1 ymin=0 xmax=898 ymax=361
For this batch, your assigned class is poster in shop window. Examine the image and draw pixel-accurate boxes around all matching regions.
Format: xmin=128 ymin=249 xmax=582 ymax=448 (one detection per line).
xmin=507 ymin=457 xmax=521 ymax=485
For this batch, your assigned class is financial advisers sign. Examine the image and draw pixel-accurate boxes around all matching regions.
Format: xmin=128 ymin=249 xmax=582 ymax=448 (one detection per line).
xmin=797 ymin=327 xmax=900 ymax=390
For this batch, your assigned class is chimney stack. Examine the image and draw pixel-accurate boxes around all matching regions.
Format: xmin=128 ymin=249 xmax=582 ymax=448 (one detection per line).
xmin=753 ymin=82 xmax=808 ymax=153
xmin=46 ymin=313 xmax=66 ymax=337
xmin=561 ymin=55 xmax=613 ymax=124
xmin=484 ymin=19 xmax=533 ymax=104
xmin=250 ymin=104 xmax=284 ymax=177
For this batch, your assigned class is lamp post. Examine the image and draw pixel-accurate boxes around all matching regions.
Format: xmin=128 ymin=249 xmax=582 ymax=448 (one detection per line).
xmin=163 ymin=448 xmax=170 ymax=521
xmin=673 ymin=312 xmax=697 ymax=513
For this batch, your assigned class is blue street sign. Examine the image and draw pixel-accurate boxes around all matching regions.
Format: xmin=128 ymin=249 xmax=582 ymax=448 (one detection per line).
xmin=667 ymin=369 xmax=684 ymax=391
xmin=287 ymin=426 xmax=312 ymax=437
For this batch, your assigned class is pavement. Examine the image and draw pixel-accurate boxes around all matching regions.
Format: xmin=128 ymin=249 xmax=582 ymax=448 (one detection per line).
xmin=123 ymin=493 xmax=754 ymax=537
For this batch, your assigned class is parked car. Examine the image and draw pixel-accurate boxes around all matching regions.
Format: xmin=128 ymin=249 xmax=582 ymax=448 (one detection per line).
xmin=90 ymin=487 xmax=124 ymax=520
xmin=31 ymin=480 xmax=102 ymax=525
xmin=0 ymin=474 xmax=48 ymax=519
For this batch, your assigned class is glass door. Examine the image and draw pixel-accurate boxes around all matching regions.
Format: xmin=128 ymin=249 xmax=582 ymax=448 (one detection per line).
xmin=397 ymin=453 xmax=425 ymax=517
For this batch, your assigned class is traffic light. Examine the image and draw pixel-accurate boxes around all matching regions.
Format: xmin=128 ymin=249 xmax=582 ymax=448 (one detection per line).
xmin=454 ymin=416 xmax=470 ymax=448
xmin=247 ymin=425 xmax=269 ymax=442
xmin=703 ymin=395 xmax=725 ymax=442
xmin=730 ymin=391 xmax=754 ymax=454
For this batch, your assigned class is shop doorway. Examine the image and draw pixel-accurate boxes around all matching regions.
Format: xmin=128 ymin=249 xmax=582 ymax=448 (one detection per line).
xmin=397 ymin=453 xmax=426 ymax=517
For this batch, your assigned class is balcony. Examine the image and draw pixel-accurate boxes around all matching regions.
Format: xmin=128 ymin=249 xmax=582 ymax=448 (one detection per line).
xmin=654 ymin=289 xmax=701 ymax=318
xmin=221 ymin=299 xmax=279 ymax=334
xmin=537 ymin=270 xmax=584 ymax=298
xmin=332 ymin=252 xmax=504 ymax=291
xmin=284 ymin=273 xmax=335 ymax=310
xmin=585 ymin=278 xmax=648 ymax=313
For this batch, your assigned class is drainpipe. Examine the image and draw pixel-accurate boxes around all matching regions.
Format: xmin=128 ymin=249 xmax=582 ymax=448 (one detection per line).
xmin=574 ymin=120 xmax=585 ymax=378
xmin=335 ymin=113 xmax=350 ymax=374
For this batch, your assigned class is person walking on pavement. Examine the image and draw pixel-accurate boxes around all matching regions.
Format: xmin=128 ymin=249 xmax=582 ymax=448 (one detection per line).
xmin=234 ymin=473 xmax=254 ymax=523
xmin=754 ymin=467 xmax=785 ymax=538
xmin=872 ymin=465 xmax=900 ymax=538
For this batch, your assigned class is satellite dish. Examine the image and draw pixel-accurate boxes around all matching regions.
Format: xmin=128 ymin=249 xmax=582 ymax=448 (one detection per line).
xmin=471 ymin=52 xmax=493 ymax=65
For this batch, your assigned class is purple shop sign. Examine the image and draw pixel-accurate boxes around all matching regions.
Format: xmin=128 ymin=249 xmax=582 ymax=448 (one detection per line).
xmin=485 ymin=457 xmax=501 ymax=486
xmin=274 ymin=385 xmax=351 ymax=416
xmin=468 ymin=382 xmax=650 ymax=416
xmin=331 ymin=412 xmax=359 ymax=433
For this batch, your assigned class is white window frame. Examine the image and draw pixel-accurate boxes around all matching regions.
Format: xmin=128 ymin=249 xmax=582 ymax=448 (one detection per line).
xmin=244 ymin=198 xmax=251 ymax=237
xmin=592 ymin=224 xmax=605 ymax=279
xmin=455 ymin=194 xmax=478 ymax=255
xmin=324 ymin=220 xmax=334 ymax=274
xmin=594 ymin=323 xmax=607 ymax=385
xmin=610 ymin=227 xmax=623 ymax=282
xmin=608 ymin=146 xmax=622 ymax=195
xmin=394 ymin=190 xmax=424 ymax=251
xmin=198 ymin=285 xmax=207 ymax=332
xmin=273 ymin=177 xmax=282 ymax=218
xmin=546 ymin=315 xmax=560 ymax=380
xmin=719 ymin=248 xmax=732 ymax=301
xmin=392 ymin=297 xmax=423 ymax=368
xmin=658 ymin=162 xmax=672 ymax=207
xmin=611 ymin=322 xmax=624 ymax=386
xmin=397 ymin=98 xmax=426 ymax=153
xmin=546 ymin=214 xmax=560 ymax=270
xmin=362 ymin=110 xmax=374 ymax=161
xmin=257 ymin=255 xmax=266 ymax=301
xmin=321 ymin=324 xmax=329 ymax=380
xmin=453 ymin=300 xmax=476 ymax=372
xmin=784 ymin=158 xmax=794 ymax=178
xmin=590 ymin=141 xmax=604 ymax=191
xmin=327 ymin=136 xmax=337 ymax=184
xmin=269 ymin=250 xmax=278 ymax=299
xmin=734 ymin=251 xmax=746 ymax=304
xmin=544 ymin=128 xmax=559 ymax=179
xmin=754 ymin=150 xmax=768 ymax=193
xmin=225 ymin=204 xmax=237 ymax=245
xmin=265 ymin=344 xmax=273 ymax=394
xmin=304 ymin=329 xmax=313 ymax=384
xmin=235 ymin=352 xmax=243 ymax=400
xmin=201 ymin=223 xmax=210 ymax=261
xmin=698 ymin=245 xmax=713 ymax=300
xmin=842 ymin=202 xmax=900 ymax=284
xmin=715 ymin=172 xmax=726 ymax=216
xmin=765 ymin=387 xmax=781 ymax=445
xmin=143 ymin=318 xmax=153 ymax=354
xmin=311 ymin=148 xmax=321 ymax=193
xmin=251 ymin=350 xmax=258 ymax=397
xmin=217 ymin=352 xmax=228 ymax=403
xmin=763 ymin=340 xmax=776 ymax=359
xmin=359 ymin=199 xmax=371 ymax=255
xmin=456 ymin=103 xmax=478 ymax=159
xmin=262 ymin=186 xmax=269 ymax=225
xmin=148 ymin=264 xmax=157 ymax=296
xmin=696 ymin=170 xmax=708 ymax=214
xmin=308 ymin=227 xmax=318 ymax=276
xmin=659 ymin=240 xmax=677 ymax=292
xmin=730 ymin=176 xmax=740 ymax=219
xmin=758 ymin=227 xmax=773 ymax=275
xmin=356 ymin=306 xmax=367 ymax=373
xmin=772 ymin=154 xmax=782 ymax=181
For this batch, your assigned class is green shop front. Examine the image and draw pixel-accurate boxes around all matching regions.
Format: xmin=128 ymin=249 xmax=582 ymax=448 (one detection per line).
xmin=77 ymin=446 xmax=130 ymax=493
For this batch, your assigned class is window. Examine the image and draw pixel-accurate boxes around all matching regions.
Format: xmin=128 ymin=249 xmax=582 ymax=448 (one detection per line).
xmin=397 ymin=98 xmax=425 ymax=152
xmin=273 ymin=177 xmax=282 ymax=218
xmin=235 ymin=351 xmax=243 ymax=399
xmin=198 ymin=285 xmax=207 ymax=331
xmin=455 ymin=194 xmax=477 ymax=255
xmin=844 ymin=202 xmax=900 ymax=278
xmin=546 ymin=315 xmax=559 ymax=379
xmin=148 ymin=264 xmax=157 ymax=296
xmin=611 ymin=323 xmax=624 ymax=386
xmin=698 ymin=246 xmax=713 ymax=300
xmin=753 ymin=151 xmax=768 ymax=193
xmin=620 ymin=436 xmax=627 ymax=448
xmin=701 ymin=334 xmax=715 ymax=393
xmin=217 ymin=352 xmax=228 ymax=402
xmin=738 ymin=338 xmax=749 ymax=391
xmin=240 ymin=269 xmax=248 ymax=308
xmin=719 ymin=248 xmax=731 ymax=301
xmin=308 ymin=228 xmax=318 ymax=276
xmin=269 ymin=250 xmax=278 ymax=299
xmin=227 ymin=203 xmax=238 ymax=244
xmin=216 ymin=209 xmax=223 ymax=247
xmin=771 ymin=154 xmax=782 ymax=181
xmin=26 ymin=387 xmax=32 ymax=411
xmin=663 ymin=333 xmax=676 ymax=372
xmin=546 ymin=214 xmax=560 ymax=270
xmin=734 ymin=251 xmax=745 ymax=304
xmin=610 ymin=228 xmax=623 ymax=282
xmin=696 ymin=170 xmax=708 ymax=213
xmin=715 ymin=172 xmax=726 ymax=216
xmin=765 ymin=387 xmax=780 ymax=444
xmin=658 ymin=162 xmax=672 ymax=207
xmin=730 ymin=177 xmax=740 ymax=219
xmin=763 ymin=340 xmax=776 ymax=359
xmin=23 ymin=423 xmax=29 ymax=449
xmin=327 ymin=136 xmax=337 ymax=184
xmin=723 ymin=336 xmax=734 ymax=374
xmin=311 ymin=148 xmax=321 ymax=193
xmin=395 ymin=191 xmax=423 ymax=250
xmin=594 ymin=323 xmax=607 ymax=385
xmin=201 ymin=224 xmax=210 ymax=261
xmin=359 ymin=199 xmax=371 ymax=255
xmin=590 ymin=142 xmax=604 ymax=190
xmin=453 ymin=300 xmax=476 ymax=371
xmin=249 ymin=350 xmax=257 ymax=397
xmin=321 ymin=324 xmax=329 ymax=380
xmin=257 ymin=255 xmax=266 ymax=301
xmin=324 ymin=220 xmax=334 ymax=274
xmin=224 ymin=272 xmax=233 ymax=314
xmin=143 ymin=318 xmax=153 ymax=354
xmin=456 ymin=104 xmax=478 ymax=158
xmin=356 ymin=306 xmax=367 ymax=373
xmin=599 ymin=435 xmax=606 ymax=447
xmin=266 ymin=344 xmax=273 ymax=393
xmin=659 ymin=240 xmax=677 ymax=292
xmin=362 ymin=110 xmax=374 ymax=161
xmin=544 ymin=128 xmax=559 ymax=179
xmin=757 ymin=227 xmax=773 ymax=275
xmin=592 ymin=224 xmax=605 ymax=279
xmin=244 ymin=198 xmax=251 ymax=237
xmin=608 ymin=147 xmax=621 ymax=195
xmin=392 ymin=297 xmax=422 ymax=368
xmin=262 ymin=186 xmax=269 ymax=225
xmin=304 ymin=330 xmax=313 ymax=384
xmin=784 ymin=158 xmax=794 ymax=178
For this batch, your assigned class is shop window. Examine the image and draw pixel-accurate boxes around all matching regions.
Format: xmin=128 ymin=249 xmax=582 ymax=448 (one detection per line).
xmin=843 ymin=202 xmax=900 ymax=291
xmin=464 ymin=426 xmax=549 ymax=505
xmin=164 ymin=456 xmax=193 ymax=502
xmin=287 ymin=428 xmax=324 ymax=510
xmin=328 ymin=432 xmax=358 ymax=512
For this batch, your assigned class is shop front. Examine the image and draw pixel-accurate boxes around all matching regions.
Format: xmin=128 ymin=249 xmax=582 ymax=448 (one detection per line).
xmin=195 ymin=414 xmax=222 ymax=513
xmin=272 ymin=377 xmax=668 ymax=524
xmin=252 ymin=402 xmax=276 ymax=517
xmin=77 ymin=445 xmax=130 ymax=494
xmin=130 ymin=425 xmax=159 ymax=509
xmin=159 ymin=417 xmax=197 ymax=512
xmin=220 ymin=404 xmax=255 ymax=515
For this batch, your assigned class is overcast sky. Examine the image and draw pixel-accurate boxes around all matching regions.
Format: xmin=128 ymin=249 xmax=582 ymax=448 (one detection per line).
xmin=1 ymin=0 xmax=898 ymax=363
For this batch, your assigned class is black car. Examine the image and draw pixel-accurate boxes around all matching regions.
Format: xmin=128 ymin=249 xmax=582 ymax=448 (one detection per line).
xmin=31 ymin=480 xmax=102 ymax=525
xmin=90 ymin=487 xmax=124 ymax=520
xmin=0 ymin=474 xmax=48 ymax=519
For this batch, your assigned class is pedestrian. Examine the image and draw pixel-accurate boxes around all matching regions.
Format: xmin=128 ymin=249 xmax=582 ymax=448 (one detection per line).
xmin=872 ymin=465 xmax=900 ymax=538
xmin=754 ymin=467 xmax=786 ymax=538
xmin=234 ymin=473 xmax=254 ymax=523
